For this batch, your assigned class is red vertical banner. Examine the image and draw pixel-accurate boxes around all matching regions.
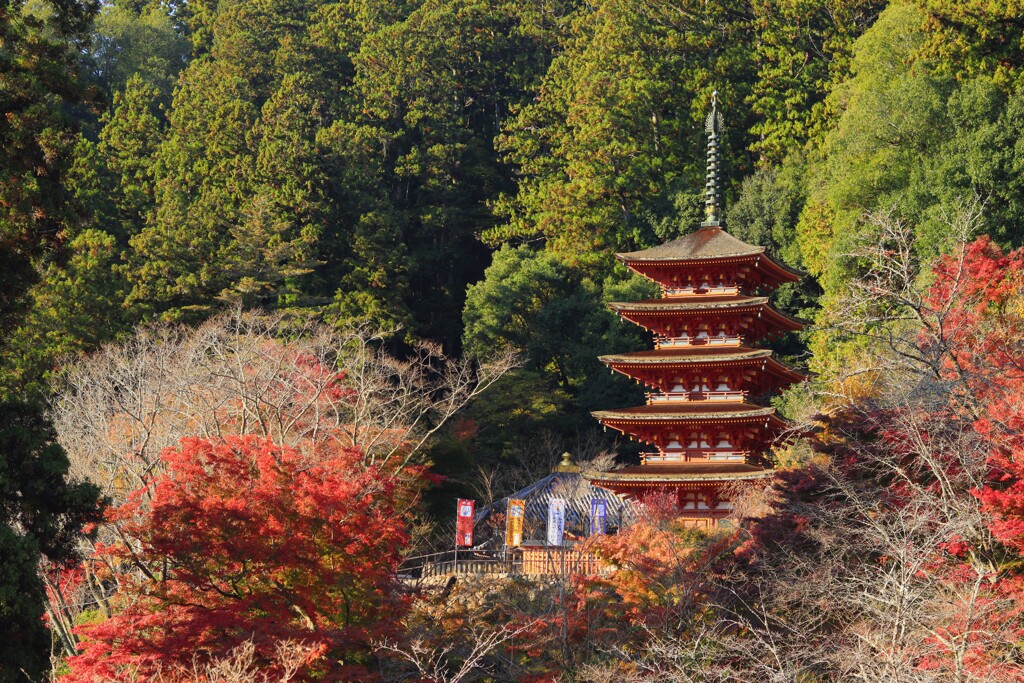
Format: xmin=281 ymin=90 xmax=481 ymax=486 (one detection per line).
xmin=456 ymin=499 xmax=475 ymax=547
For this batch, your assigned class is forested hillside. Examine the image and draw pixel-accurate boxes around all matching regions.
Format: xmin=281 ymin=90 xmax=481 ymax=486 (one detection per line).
xmin=5 ymin=0 xmax=1024 ymax=679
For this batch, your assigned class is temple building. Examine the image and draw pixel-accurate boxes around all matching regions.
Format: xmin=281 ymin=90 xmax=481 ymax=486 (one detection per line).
xmin=588 ymin=94 xmax=805 ymax=528
xmin=474 ymin=453 xmax=630 ymax=542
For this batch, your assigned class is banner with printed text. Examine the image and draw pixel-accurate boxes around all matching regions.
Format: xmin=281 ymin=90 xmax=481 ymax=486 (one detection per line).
xmin=547 ymin=498 xmax=566 ymax=546
xmin=456 ymin=499 xmax=475 ymax=547
xmin=506 ymin=499 xmax=525 ymax=547
xmin=590 ymin=498 xmax=607 ymax=536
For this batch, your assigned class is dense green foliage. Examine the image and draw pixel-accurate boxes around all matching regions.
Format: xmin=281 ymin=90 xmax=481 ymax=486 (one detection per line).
xmin=14 ymin=0 xmax=1024 ymax=405
xmin=1 ymin=0 xmax=897 ymax=391
xmin=0 ymin=0 xmax=105 ymax=678
xmin=0 ymin=0 xmax=100 ymax=388
xmin=0 ymin=401 xmax=101 ymax=682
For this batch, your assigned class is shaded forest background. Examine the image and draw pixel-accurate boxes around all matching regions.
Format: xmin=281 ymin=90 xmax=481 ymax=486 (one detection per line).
xmin=6 ymin=0 xmax=1024 ymax=679
xmin=8 ymin=0 xmax=1024 ymax=463
xmin=8 ymin=0 xmax=1024 ymax=451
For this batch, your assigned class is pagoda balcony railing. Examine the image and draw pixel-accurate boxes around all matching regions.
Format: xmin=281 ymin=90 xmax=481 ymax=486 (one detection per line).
xmin=656 ymin=335 xmax=742 ymax=349
xmin=641 ymin=450 xmax=750 ymax=464
xmin=646 ymin=390 xmax=746 ymax=403
xmin=664 ymin=285 xmax=739 ymax=297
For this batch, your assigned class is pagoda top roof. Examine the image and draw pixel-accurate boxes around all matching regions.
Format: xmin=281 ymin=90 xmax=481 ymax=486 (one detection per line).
xmin=587 ymin=462 xmax=774 ymax=483
xmin=592 ymin=402 xmax=777 ymax=422
xmin=617 ymin=226 xmax=761 ymax=262
xmin=616 ymin=226 xmax=802 ymax=283
xmin=599 ymin=346 xmax=772 ymax=364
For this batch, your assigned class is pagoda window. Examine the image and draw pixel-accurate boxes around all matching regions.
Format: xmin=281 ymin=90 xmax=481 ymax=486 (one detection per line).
xmin=715 ymin=500 xmax=734 ymax=511
xmin=714 ymin=433 xmax=732 ymax=448
xmin=686 ymin=432 xmax=709 ymax=449
xmin=680 ymin=492 xmax=710 ymax=510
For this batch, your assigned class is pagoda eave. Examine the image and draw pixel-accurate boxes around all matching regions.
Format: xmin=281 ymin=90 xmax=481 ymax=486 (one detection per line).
xmin=587 ymin=470 xmax=775 ymax=486
xmin=597 ymin=418 xmax=791 ymax=436
xmin=598 ymin=347 xmax=773 ymax=364
xmin=609 ymin=296 xmax=769 ymax=312
xmin=610 ymin=302 xmax=805 ymax=334
xmin=593 ymin=408 xmax=789 ymax=432
xmin=755 ymin=255 xmax=804 ymax=285
xmin=593 ymin=406 xmax=792 ymax=441
xmin=592 ymin=402 xmax=775 ymax=420
xmin=619 ymin=254 xmax=802 ymax=287
xmin=598 ymin=349 xmax=806 ymax=383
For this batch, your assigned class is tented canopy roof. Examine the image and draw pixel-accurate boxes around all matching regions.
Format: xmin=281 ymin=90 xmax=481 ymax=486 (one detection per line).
xmin=475 ymin=461 xmax=633 ymax=543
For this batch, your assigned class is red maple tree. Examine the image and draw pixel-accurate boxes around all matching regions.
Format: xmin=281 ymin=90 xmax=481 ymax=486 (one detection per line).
xmin=930 ymin=238 xmax=1024 ymax=555
xmin=930 ymin=237 xmax=1024 ymax=678
xmin=822 ymin=236 xmax=1024 ymax=678
xmin=61 ymin=435 xmax=421 ymax=682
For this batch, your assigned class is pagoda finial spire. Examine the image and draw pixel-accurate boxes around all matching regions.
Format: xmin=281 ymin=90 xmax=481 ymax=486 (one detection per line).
xmin=703 ymin=91 xmax=723 ymax=227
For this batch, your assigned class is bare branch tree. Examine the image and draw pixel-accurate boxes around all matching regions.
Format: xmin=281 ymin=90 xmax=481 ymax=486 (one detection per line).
xmin=377 ymin=621 xmax=537 ymax=683
xmin=89 ymin=638 xmax=320 ymax=683
xmin=822 ymin=197 xmax=985 ymax=402
xmin=53 ymin=308 xmax=518 ymax=503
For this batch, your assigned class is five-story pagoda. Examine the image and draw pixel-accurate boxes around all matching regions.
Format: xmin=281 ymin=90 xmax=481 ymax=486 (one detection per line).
xmin=589 ymin=94 xmax=805 ymax=528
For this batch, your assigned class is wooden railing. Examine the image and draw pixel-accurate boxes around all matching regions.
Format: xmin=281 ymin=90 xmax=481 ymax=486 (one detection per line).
xmin=663 ymin=286 xmax=739 ymax=297
xmin=656 ymin=336 xmax=742 ymax=349
xmin=398 ymin=547 xmax=609 ymax=581
xmin=399 ymin=550 xmax=512 ymax=581
xmin=646 ymin=390 xmax=746 ymax=403
xmin=640 ymin=450 xmax=749 ymax=464
xmin=521 ymin=547 xmax=606 ymax=576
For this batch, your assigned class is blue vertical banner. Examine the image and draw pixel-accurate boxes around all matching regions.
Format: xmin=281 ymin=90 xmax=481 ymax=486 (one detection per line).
xmin=547 ymin=498 xmax=566 ymax=546
xmin=590 ymin=498 xmax=608 ymax=536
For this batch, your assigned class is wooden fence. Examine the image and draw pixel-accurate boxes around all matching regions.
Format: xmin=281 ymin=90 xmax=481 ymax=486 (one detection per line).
xmin=399 ymin=546 xmax=608 ymax=582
